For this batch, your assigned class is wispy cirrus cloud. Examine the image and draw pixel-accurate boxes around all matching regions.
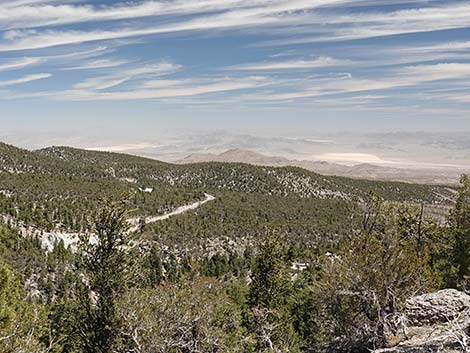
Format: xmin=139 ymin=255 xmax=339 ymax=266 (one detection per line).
xmin=0 ymin=56 xmax=41 ymax=71
xmin=0 ymin=0 xmax=347 ymax=30
xmin=5 ymin=60 xmax=470 ymax=105
xmin=0 ymin=46 xmax=115 ymax=75
xmin=0 ymin=0 xmax=469 ymax=125
xmin=0 ymin=72 xmax=51 ymax=87
xmin=400 ymin=63 xmax=470 ymax=82
xmin=405 ymin=41 xmax=470 ymax=53
xmin=72 ymin=62 xmax=182 ymax=90
xmin=229 ymin=56 xmax=349 ymax=71
xmin=0 ymin=0 xmax=371 ymax=52
xmin=234 ymin=62 xmax=470 ymax=102
xmin=33 ymin=75 xmax=270 ymax=101
xmin=61 ymin=58 xmax=128 ymax=71
xmin=1 ymin=1 xmax=470 ymax=54
xmin=448 ymin=94 xmax=470 ymax=103
xmin=254 ymin=3 xmax=470 ymax=46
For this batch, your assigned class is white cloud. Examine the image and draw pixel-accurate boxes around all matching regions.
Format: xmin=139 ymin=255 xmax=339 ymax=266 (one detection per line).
xmin=400 ymin=63 xmax=470 ymax=82
xmin=44 ymin=76 xmax=270 ymax=101
xmin=0 ymin=57 xmax=40 ymax=71
xmin=0 ymin=1 xmax=469 ymax=55
xmin=142 ymin=79 xmax=182 ymax=88
xmin=0 ymin=46 xmax=116 ymax=75
xmin=446 ymin=94 xmax=470 ymax=103
xmin=0 ymin=0 xmax=347 ymax=30
xmin=229 ymin=56 xmax=349 ymax=71
xmin=72 ymin=62 xmax=181 ymax=90
xmin=405 ymin=41 xmax=470 ymax=53
xmin=0 ymin=0 xmax=75 ymax=7
xmin=1 ymin=0 xmax=469 ymax=112
xmin=61 ymin=58 xmax=128 ymax=70
xmin=10 ymin=61 xmax=470 ymax=104
xmin=0 ymin=73 xmax=51 ymax=87
xmin=235 ymin=62 xmax=470 ymax=102
xmin=73 ymin=77 xmax=129 ymax=91
xmin=256 ymin=3 xmax=470 ymax=46
xmin=0 ymin=0 xmax=349 ymax=51
xmin=47 ymin=46 xmax=110 ymax=60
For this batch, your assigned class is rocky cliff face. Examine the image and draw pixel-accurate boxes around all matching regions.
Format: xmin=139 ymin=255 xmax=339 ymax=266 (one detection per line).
xmin=376 ymin=289 xmax=470 ymax=353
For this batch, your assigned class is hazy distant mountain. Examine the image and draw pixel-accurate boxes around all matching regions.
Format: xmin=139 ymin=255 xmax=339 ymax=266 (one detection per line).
xmin=178 ymin=148 xmax=463 ymax=185
xmin=179 ymin=149 xmax=291 ymax=165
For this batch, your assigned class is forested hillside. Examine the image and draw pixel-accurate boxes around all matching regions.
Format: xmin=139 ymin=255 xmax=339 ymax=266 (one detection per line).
xmin=38 ymin=146 xmax=454 ymax=203
xmin=0 ymin=142 xmax=456 ymax=238
xmin=0 ymin=142 xmax=468 ymax=353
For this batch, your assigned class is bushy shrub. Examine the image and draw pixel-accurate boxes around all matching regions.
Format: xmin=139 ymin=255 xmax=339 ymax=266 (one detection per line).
xmin=304 ymin=197 xmax=437 ymax=352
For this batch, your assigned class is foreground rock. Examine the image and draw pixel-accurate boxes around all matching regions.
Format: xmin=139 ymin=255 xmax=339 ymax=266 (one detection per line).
xmin=375 ymin=289 xmax=470 ymax=353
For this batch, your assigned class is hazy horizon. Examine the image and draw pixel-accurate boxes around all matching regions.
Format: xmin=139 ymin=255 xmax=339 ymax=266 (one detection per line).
xmin=1 ymin=128 xmax=469 ymax=174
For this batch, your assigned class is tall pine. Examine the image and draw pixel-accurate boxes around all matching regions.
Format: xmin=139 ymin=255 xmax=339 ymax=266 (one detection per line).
xmin=73 ymin=203 xmax=130 ymax=353
xmin=248 ymin=236 xmax=300 ymax=352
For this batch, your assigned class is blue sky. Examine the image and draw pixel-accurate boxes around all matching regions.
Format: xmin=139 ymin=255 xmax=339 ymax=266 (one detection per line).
xmin=1 ymin=0 xmax=470 ymax=135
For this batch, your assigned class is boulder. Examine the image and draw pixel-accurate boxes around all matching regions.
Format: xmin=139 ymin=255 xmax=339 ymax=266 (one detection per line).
xmin=405 ymin=289 xmax=470 ymax=325
xmin=375 ymin=289 xmax=470 ymax=353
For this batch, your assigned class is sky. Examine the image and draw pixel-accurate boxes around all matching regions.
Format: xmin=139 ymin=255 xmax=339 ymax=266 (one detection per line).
xmin=1 ymin=0 xmax=470 ymax=143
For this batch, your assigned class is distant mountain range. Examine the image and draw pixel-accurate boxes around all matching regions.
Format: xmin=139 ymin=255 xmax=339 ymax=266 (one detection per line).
xmin=178 ymin=148 xmax=465 ymax=185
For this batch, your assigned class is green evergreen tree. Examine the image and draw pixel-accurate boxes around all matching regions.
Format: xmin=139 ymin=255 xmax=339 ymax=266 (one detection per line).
xmin=147 ymin=245 xmax=163 ymax=287
xmin=165 ymin=253 xmax=180 ymax=283
xmin=248 ymin=238 xmax=290 ymax=309
xmin=0 ymin=263 xmax=20 ymax=333
xmin=448 ymin=174 xmax=470 ymax=288
xmin=248 ymin=237 xmax=300 ymax=353
xmin=73 ymin=203 xmax=130 ymax=353
xmin=0 ymin=262 xmax=46 ymax=352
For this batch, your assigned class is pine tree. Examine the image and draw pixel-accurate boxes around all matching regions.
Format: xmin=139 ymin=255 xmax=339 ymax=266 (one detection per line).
xmin=73 ymin=203 xmax=130 ymax=353
xmin=448 ymin=174 xmax=470 ymax=288
xmin=248 ymin=236 xmax=300 ymax=353
xmin=0 ymin=263 xmax=20 ymax=334
xmin=0 ymin=262 xmax=46 ymax=352
xmin=147 ymin=245 xmax=163 ymax=287
xmin=248 ymin=237 xmax=290 ymax=309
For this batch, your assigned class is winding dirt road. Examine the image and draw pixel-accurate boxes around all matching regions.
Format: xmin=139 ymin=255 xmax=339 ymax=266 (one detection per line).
xmin=38 ymin=193 xmax=216 ymax=251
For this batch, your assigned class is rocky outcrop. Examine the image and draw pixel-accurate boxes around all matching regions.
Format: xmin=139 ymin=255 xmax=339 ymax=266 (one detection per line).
xmin=375 ymin=289 xmax=470 ymax=353
xmin=406 ymin=289 xmax=470 ymax=326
